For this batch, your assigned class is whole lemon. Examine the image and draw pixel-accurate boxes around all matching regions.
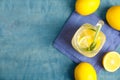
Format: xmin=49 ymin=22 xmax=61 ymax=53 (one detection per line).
xmin=74 ymin=62 xmax=97 ymax=80
xmin=106 ymin=6 xmax=120 ymax=31
xmin=75 ymin=0 xmax=100 ymax=16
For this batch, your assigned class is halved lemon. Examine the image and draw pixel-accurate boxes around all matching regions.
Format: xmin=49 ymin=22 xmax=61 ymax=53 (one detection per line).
xmin=102 ymin=51 xmax=120 ymax=72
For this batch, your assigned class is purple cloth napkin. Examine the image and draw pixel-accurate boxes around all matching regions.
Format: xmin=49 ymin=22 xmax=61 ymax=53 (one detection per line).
xmin=53 ymin=11 xmax=120 ymax=73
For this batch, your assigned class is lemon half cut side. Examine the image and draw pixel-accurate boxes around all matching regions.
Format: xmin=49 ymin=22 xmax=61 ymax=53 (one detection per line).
xmin=102 ymin=51 xmax=120 ymax=72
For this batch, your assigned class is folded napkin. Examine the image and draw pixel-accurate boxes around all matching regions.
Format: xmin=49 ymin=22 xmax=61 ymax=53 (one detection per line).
xmin=53 ymin=11 xmax=120 ymax=73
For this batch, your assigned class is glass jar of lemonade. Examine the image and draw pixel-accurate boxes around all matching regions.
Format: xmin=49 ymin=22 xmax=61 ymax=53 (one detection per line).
xmin=71 ymin=21 xmax=106 ymax=57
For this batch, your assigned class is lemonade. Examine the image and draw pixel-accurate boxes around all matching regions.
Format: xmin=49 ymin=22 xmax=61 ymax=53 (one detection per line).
xmin=72 ymin=21 xmax=106 ymax=57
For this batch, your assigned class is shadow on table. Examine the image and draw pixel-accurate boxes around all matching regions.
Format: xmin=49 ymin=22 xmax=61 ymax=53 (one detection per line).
xmin=99 ymin=5 xmax=112 ymax=22
xmin=64 ymin=0 xmax=76 ymax=11
xmin=67 ymin=62 xmax=77 ymax=80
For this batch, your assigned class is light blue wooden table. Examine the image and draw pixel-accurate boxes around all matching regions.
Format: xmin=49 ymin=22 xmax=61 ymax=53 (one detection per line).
xmin=0 ymin=0 xmax=120 ymax=80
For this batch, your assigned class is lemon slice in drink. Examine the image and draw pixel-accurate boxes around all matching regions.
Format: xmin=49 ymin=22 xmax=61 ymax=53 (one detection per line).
xmin=102 ymin=51 xmax=120 ymax=72
xmin=78 ymin=36 xmax=93 ymax=49
xmin=77 ymin=29 xmax=101 ymax=51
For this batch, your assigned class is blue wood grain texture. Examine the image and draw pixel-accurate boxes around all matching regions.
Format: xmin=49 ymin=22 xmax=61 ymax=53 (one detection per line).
xmin=0 ymin=0 xmax=119 ymax=80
